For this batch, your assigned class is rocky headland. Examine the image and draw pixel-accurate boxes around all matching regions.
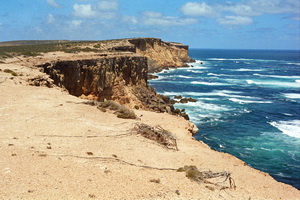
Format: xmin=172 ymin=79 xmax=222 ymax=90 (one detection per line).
xmin=0 ymin=38 xmax=299 ymax=200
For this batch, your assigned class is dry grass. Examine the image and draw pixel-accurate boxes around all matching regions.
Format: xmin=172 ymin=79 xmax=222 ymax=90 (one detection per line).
xmin=97 ymin=100 xmax=137 ymax=119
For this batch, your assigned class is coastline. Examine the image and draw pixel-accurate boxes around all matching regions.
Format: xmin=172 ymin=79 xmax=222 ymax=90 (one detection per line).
xmin=0 ymin=40 xmax=300 ymax=199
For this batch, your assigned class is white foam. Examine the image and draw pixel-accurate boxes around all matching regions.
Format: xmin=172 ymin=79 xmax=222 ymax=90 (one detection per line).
xmin=208 ymin=58 xmax=276 ymax=62
xmin=246 ymin=80 xmax=300 ymax=88
xmin=207 ymin=73 xmax=218 ymax=76
xmin=287 ymin=62 xmax=300 ymax=66
xmin=161 ymin=90 xmax=258 ymax=101
xmin=229 ymin=98 xmax=272 ymax=104
xmin=208 ymin=73 xmax=234 ymax=77
xmin=253 ymin=74 xmax=300 ymax=79
xmin=246 ymin=80 xmax=255 ymax=84
xmin=269 ymin=120 xmax=300 ymax=138
xmin=177 ymin=75 xmax=193 ymax=79
xmin=195 ymin=60 xmax=204 ymax=64
xmin=228 ymin=68 xmax=265 ymax=72
xmin=243 ymin=109 xmax=251 ymax=113
xmin=181 ymin=101 xmax=233 ymax=112
xmin=283 ymin=93 xmax=300 ymax=99
xmin=198 ymin=97 xmax=217 ymax=101
xmin=162 ymin=91 xmax=204 ymax=96
xmin=191 ymin=81 xmax=229 ymax=86
xmin=189 ymin=65 xmax=208 ymax=69
xmin=186 ymin=69 xmax=203 ymax=74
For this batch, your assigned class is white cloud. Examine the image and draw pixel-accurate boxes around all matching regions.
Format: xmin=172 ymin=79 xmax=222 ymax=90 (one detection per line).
xmin=69 ymin=20 xmax=82 ymax=28
xmin=222 ymin=4 xmax=259 ymax=16
xmin=246 ymin=0 xmax=300 ymax=14
xmin=217 ymin=16 xmax=253 ymax=25
xmin=142 ymin=12 xmax=197 ymax=26
xmin=123 ymin=16 xmax=138 ymax=24
xmin=47 ymin=14 xmax=55 ymax=24
xmin=73 ymin=4 xmax=97 ymax=18
xmin=47 ymin=0 xmax=61 ymax=8
xmin=222 ymin=0 xmax=300 ymax=16
xmin=98 ymin=0 xmax=118 ymax=11
xmin=143 ymin=11 xmax=163 ymax=18
xmin=180 ymin=0 xmax=300 ymax=24
xmin=180 ymin=2 xmax=217 ymax=17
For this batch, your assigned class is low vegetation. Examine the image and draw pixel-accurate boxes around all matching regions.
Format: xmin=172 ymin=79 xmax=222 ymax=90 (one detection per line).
xmin=0 ymin=41 xmax=103 ymax=59
xmin=3 ymin=69 xmax=17 ymax=76
xmin=97 ymin=100 xmax=137 ymax=119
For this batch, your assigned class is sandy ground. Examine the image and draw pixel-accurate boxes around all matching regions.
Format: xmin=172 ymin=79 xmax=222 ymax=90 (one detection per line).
xmin=0 ymin=55 xmax=299 ymax=200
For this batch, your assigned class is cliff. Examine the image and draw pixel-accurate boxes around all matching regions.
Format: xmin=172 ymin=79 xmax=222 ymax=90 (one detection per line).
xmin=104 ymin=38 xmax=192 ymax=72
xmin=36 ymin=38 xmax=191 ymax=117
xmin=40 ymin=55 xmax=148 ymax=104
xmin=127 ymin=38 xmax=192 ymax=72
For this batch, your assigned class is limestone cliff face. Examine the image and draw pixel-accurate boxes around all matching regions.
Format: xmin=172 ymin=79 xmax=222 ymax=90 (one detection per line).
xmin=40 ymin=55 xmax=148 ymax=104
xmin=38 ymin=38 xmax=191 ymax=116
xmin=128 ymin=38 xmax=192 ymax=72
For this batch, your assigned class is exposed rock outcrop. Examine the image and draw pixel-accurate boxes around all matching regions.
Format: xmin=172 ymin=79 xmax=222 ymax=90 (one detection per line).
xmin=128 ymin=38 xmax=192 ymax=72
xmin=39 ymin=55 xmax=148 ymax=104
xmin=37 ymin=38 xmax=191 ymax=117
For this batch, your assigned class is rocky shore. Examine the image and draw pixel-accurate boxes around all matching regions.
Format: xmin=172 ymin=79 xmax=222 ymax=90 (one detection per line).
xmin=0 ymin=38 xmax=299 ymax=200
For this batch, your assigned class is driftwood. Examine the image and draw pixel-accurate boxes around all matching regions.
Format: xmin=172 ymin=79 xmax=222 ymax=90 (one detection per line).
xmin=133 ymin=123 xmax=178 ymax=151
xmin=177 ymin=165 xmax=236 ymax=190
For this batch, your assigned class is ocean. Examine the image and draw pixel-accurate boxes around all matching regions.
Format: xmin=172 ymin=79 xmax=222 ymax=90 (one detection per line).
xmin=149 ymin=49 xmax=300 ymax=189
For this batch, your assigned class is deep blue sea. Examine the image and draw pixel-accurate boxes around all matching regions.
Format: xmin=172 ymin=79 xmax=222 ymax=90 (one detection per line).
xmin=149 ymin=49 xmax=300 ymax=189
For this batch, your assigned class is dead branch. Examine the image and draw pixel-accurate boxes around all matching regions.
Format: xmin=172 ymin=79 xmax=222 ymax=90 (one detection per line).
xmin=132 ymin=123 xmax=178 ymax=151
xmin=177 ymin=165 xmax=236 ymax=190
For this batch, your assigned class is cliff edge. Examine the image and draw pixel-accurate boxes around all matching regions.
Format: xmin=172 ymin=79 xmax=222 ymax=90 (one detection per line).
xmin=28 ymin=38 xmax=191 ymax=117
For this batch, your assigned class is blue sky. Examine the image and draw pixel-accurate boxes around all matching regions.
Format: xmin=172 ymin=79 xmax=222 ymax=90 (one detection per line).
xmin=0 ymin=0 xmax=299 ymax=49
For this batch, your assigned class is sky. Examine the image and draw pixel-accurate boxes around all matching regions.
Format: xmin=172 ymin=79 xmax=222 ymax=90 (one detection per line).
xmin=0 ymin=0 xmax=299 ymax=50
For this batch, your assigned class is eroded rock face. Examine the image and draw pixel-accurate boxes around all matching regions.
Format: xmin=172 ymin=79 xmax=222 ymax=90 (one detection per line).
xmin=38 ymin=38 xmax=191 ymax=118
xmin=128 ymin=38 xmax=192 ymax=72
xmin=39 ymin=55 xmax=148 ymax=103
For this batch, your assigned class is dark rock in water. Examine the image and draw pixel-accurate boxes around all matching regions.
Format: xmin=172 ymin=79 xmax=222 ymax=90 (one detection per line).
xmin=179 ymin=113 xmax=189 ymax=120
xmin=169 ymin=100 xmax=178 ymax=104
xmin=148 ymin=74 xmax=159 ymax=80
xmin=179 ymin=98 xmax=197 ymax=103
xmin=173 ymin=108 xmax=181 ymax=114
xmin=174 ymin=95 xmax=182 ymax=99
xmin=181 ymin=109 xmax=185 ymax=112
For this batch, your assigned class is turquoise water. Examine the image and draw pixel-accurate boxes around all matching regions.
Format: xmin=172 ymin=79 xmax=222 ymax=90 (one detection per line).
xmin=149 ymin=49 xmax=300 ymax=189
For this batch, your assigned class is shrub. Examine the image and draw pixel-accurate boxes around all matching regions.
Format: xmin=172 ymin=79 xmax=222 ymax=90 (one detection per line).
xmin=93 ymin=44 xmax=101 ymax=48
xmin=97 ymin=100 xmax=137 ymax=119
xmin=4 ymin=69 xmax=18 ymax=76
